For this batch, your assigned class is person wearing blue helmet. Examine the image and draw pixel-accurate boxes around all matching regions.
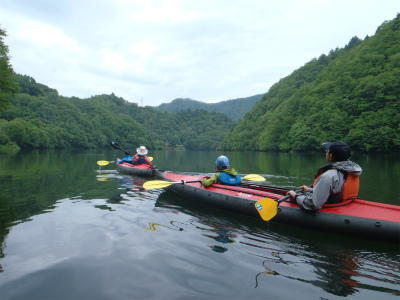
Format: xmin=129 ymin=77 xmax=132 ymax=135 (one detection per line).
xmin=201 ymin=155 xmax=242 ymax=187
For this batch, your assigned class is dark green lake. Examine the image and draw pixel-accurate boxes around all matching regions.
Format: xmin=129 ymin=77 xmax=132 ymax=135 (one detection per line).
xmin=0 ymin=148 xmax=399 ymax=299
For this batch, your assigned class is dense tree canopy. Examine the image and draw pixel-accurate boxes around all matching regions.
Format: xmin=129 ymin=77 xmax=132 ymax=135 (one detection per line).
xmin=0 ymin=27 xmax=19 ymax=112
xmin=221 ymin=14 xmax=400 ymax=152
xmin=0 ymin=75 xmax=236 ymax=150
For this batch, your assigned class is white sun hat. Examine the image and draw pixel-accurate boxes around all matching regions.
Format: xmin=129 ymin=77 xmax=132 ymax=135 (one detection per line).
xmin=136 ymin=146 xmax=148 ymax=155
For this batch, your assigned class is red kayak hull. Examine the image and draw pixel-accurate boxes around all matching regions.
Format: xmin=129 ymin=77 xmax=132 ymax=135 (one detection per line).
xmin=116 ymin=159 xmax=154 ymax=176
xmin=153 ymin=170 xmax=400 ymax=243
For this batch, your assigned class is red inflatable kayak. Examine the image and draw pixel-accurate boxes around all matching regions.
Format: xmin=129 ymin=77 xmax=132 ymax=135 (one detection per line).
xmin=116 ymin=159 xmax=155 ymax=176
xmin=152 ymin=169 xmax=400 ymax=243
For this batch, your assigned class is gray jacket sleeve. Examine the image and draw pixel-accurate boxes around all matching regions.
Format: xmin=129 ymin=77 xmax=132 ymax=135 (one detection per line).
xmin=296 ymin=170 xmax=344 ymax=211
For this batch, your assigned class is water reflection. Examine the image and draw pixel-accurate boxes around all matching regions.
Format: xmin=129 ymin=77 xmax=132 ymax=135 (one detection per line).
xmin=192 ymin=220 xmax=237 ymax=253
xmin=244 ymin=231 xmax=400 ymax=297
xmin=144 ymin=221 xmax=183 ymax=232
xmin=94 ymin=204 xmax=116 ymax=211
xmin=155 ymin=191 xmax=400 ymax=297
xmin=253 ymin=251 xmax=361 ymax=296
xmin=143 ymin=215 xmax=237 ymax=254
xmin=1 ymin=149 xmax=399 ymax=299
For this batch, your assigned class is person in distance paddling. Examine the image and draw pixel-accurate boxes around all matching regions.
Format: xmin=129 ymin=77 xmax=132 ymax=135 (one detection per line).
xmin=118 ymin=146 xmax=152 ymax=165
xmin=131 ymin=146 xmax=152 ymax=165
xmin=286 ymin=141 xmax=362 ymax=211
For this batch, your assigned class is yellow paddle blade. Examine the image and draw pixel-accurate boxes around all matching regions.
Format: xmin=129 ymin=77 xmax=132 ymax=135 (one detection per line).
xmin=243 ymin=174 xmax=266 ymax=181
xmin=143 ymin=180 xmax=174 ymax=189
xmin=97 ymin=160 xmax=111 ymax=166
xmin=255 ymin=198 xmax=279 ymax=221
xmin=148 ymin=157 xmax=153 ymax=161
xmin=97 ymin=176 xmax=108 ymax=182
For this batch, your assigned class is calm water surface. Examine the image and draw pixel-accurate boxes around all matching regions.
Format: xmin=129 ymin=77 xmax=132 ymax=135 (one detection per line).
xmin=0 ymin=149 xmax=399 ymax=300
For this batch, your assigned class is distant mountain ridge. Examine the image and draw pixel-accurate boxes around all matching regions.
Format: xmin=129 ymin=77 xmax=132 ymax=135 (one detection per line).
xmin=153 ymin=94 xmax=264 ymax=122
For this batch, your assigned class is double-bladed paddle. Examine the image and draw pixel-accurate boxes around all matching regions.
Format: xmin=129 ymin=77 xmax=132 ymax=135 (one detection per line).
xmin=143 ymin=174 xmax=266 ymax=190
xmin=255 ymin=189 xmax=302 ymax=221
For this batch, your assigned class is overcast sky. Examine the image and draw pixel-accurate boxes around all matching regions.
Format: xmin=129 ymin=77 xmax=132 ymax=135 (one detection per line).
xmin=0 ymin=1 xmax=398 ymax=106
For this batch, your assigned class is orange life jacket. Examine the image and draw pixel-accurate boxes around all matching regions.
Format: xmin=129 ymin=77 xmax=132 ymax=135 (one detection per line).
xmin=313 ymin=168 xmax=359 ymax=204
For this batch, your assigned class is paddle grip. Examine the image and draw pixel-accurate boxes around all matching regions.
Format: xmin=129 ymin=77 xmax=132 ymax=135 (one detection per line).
xmin=278 ymin=189 xmax=303 ymax=203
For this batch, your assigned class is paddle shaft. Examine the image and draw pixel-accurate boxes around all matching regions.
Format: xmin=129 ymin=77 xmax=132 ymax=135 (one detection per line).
xmin=278 ymin=189 xmax=303 ymax=204
xmin=241 ymin=183 xmax=312 ymax=196
xmin=277 ymin=195 xmax=291 ymax=204
xmin=240 ymin=183 xmax=290 ymax=195
xmin=110 ymin=142 xmax=133 ymax=156
xmin=175 ymin=180 xmax=202 ymax=185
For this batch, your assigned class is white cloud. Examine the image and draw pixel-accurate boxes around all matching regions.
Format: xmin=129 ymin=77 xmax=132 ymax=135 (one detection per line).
xmin=130 ymin=0 xmax=201 ymax=23
xmin=20 ymin=22 xmax=70 ymax=47
xmin=0 ymin=0 xmax=398 ymax=106
xmin=129 ymin=39 xmax=160 ymax=56
xmin=101 ymin=49 xmax=128 ymax=70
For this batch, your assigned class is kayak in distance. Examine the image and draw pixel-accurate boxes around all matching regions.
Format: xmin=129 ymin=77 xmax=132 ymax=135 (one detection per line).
xmin=145 ymin=169 xmax=400 ymax=244
xmin=110 ymin=142 xmax=155 ymax=177
xmin=116 ymin=159 xmax=155 ymax=177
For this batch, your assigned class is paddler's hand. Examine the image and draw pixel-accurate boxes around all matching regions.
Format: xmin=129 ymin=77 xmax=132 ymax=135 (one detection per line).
xmin=200 ymin=176 xmax=212 ymax=187
xmin=286 ymin=190 xmax=297 ymax=200
xmin=299 ymin=185 xmax=309 ymax=192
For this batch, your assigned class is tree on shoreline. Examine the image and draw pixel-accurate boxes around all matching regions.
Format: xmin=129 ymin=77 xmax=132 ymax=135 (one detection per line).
xmin=0 ymin=26 xmax=19 ymax=112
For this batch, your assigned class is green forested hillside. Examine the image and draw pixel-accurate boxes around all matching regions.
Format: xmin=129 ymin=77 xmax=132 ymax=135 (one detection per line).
xmin=154 ymin=94 xmax=264 ymax=121
xmin=0 ymin=74 xmax=236 ymax=150
xmin=221 ymin=14 xmax=400 ymax=152
xmin=0 ymin=27 xmax=19 ymax=112
xmin=1 ymin=15 xmax=399 ymax=153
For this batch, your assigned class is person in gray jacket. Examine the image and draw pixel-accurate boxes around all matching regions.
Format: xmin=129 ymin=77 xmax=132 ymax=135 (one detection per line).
xmin=287 ymin=141 xmax=362 ymax=211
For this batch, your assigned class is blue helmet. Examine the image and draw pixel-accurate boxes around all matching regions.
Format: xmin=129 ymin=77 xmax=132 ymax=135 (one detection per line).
xmin=216 ymin=155 xmax=229 ymax=169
